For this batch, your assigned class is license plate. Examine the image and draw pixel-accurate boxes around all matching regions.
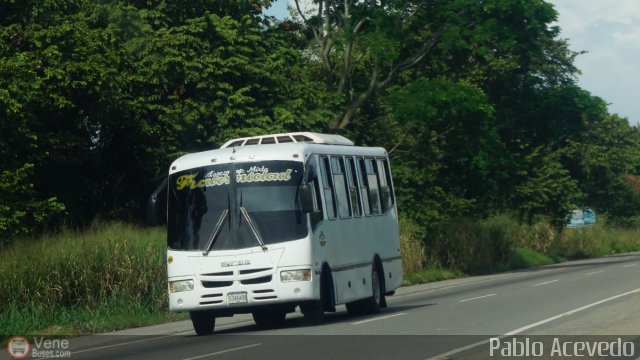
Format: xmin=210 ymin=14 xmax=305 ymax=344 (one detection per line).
xmin=227 ymin=292 xmax=248 ymax=304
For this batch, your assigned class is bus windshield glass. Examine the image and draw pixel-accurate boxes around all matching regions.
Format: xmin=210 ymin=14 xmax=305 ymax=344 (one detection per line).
xmin=167 ymin=161 xmax=307 ymax=251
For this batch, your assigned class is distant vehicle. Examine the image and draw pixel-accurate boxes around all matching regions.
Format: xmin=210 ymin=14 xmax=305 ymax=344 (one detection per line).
xmin=566 ymin=209 xmax=596 ymax=228
xmin=148 ymin=132 xmax=403 ymax=335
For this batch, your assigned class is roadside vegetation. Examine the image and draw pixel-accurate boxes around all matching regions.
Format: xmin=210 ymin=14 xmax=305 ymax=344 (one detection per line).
xmin=2 ymin=217 xmax=638 ymax=335
xmin=4 ymin=0 xmax=640 ymax=336
xmin=401 ymin=214 xmax=640 ymax=285
xmin=0 ymin=222 xmax=186 ymax=336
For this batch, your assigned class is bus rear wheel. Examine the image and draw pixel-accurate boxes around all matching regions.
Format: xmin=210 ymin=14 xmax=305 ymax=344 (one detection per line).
xmin=190 ymin=310 xmax=216 ymax=335
xmin=363 ymin=264 xmax=383 ymax=314
xmin=346 ymin=300 xmax=365 ymax=315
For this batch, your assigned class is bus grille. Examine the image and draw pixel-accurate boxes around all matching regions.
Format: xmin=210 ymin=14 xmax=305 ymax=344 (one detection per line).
xmin=240 ymin=275 xmax=272 ymax=285
xmin=252 ymin=289 xmax=276 ymax=301
xmin=202 ymin=281 xmax=233 ymax=288
xmin=199 ymin=293 xmax=223 ymax=306
xmin=239 ymin=268 xmax=272 ymax=274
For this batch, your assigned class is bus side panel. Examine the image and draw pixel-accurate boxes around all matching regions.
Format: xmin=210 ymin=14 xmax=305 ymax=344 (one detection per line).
xmin=310 ymin=213 xmax=401 ymax=305
xmin=382 ymin=258 xmax=403 ymax=293
xmin=333 ymin=265 xmax=374 ymax=304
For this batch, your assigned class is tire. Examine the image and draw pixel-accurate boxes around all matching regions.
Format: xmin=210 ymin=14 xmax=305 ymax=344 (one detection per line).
xmin=301 ymin=272 xmax=327 ymax=324
xmin=346 ymin=300 xmax=365 ymax=316
xmin=363 ymin=264 xmax=383 ymax=314
xmin=301 ymin=300 xmax=324 ymax=324
xmin=252 ymin=309 xmax=286 ymax=328
xmin=190 ymin=310 xmax=216 ymax=335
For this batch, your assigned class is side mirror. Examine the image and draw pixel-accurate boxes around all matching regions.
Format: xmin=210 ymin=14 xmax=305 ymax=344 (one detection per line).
xmin=299 ymin=183 xmax=315 ymax=214
xmin=146 ymin=194 xmax=161 ymax=226
xmin=146 ymin=178 xmax=167 ymax=226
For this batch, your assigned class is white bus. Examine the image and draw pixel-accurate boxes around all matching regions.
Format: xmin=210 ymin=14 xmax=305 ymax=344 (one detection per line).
xmin=159 ymin=132 xmax=402 ymax=335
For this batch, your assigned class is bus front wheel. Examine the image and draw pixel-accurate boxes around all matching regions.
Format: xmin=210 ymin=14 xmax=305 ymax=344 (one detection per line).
xmin=190 ymin=310 xmax=216 ymax=335
xmin=301 ymin=299 xmax=324 ymax=324
xmin=301 ymin=272 xmax=328 ymax=324
xmin=252 ymin=309 xmax=286 ymax=328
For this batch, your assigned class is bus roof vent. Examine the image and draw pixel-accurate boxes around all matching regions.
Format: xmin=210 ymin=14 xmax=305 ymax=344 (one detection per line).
xmin=220 ymin=132 xmax=354 ymax=148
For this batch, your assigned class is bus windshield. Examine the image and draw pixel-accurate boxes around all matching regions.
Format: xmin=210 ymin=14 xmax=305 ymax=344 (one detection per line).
xmin=167 ymin=161 xmax=307 ymax=251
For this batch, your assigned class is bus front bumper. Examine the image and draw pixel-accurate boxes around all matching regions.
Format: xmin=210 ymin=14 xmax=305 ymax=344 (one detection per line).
xmin=168 ymin=274 xmax=317 ymax=312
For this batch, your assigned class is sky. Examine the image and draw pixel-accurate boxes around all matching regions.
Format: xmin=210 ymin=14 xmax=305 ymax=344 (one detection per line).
xmin=264 ymin=1 xmax=640 ymax=124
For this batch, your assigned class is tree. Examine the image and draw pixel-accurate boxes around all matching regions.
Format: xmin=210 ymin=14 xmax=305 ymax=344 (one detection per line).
xmin=291 ymin=0 xmax=466 ymax=129
xmin=0 ymin=0 xmax=325 ymax=231
xmin=385 ymin=77 xmax=499 ymax=226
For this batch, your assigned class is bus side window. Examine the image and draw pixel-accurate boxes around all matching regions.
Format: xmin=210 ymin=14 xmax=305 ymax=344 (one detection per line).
xmin=366 ymin=159 xmax=381 ymax=215
xmin=346 ymin=157 xmax=362 ymax=217
xmin=376 ymin=159 xmax=393 ymax=212
xmin=320 ymin=156 xmax=337 ymax=219
xmin=357 ymin=158 xmax=372 ymax=216
xmin=309 ymin=178 xmax=324 ymax=229
xmin=331 ymin=157 xmax=351 ymax=218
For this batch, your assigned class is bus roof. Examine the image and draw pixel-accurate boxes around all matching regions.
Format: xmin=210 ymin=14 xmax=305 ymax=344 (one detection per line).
xmin=169 ymin=142 xmax=387 ymax=175
xmin=220 ymin=132 xmax=354 ymax=148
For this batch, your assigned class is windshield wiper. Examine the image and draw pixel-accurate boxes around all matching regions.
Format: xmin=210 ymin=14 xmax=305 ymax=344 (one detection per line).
xmin=239 ymin=206 xmax=267 ymax=252
xmin=202 ymin=209 xmax=229 ymax=256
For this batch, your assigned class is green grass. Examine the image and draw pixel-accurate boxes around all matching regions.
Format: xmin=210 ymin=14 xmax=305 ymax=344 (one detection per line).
xmin=400 ymin=214 xmax=640 ymax=285
xmin=0 ymin=301 xmax=188 ymax=336
xmin=553 ymin=222 xmax=640 ymax=259
xmin=402 ymin=267 xmax=463 ymax=286
xmin=0 ymin=222 xmax=186 ymax=336
xmin=4 ymin=216 xmax=640 ymax=335
xmin=507 ymin=247 xmax=557 ymax=270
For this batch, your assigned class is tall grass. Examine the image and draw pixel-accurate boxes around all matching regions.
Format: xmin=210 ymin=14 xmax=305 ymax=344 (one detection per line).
xmin=399 ymin=218 xmax=426 ymax=274
xmin=553 ymin=220 xmax=640 ymax=259
xmin=416 ymin=214 xmax=640 ymax=276
xmin=426 ymin=214 xmax=520 ymax=274
xmin=5 ymin=217 xmax=640 ymax=333
xmin=0 ymin=222 xmax=178 ymax=335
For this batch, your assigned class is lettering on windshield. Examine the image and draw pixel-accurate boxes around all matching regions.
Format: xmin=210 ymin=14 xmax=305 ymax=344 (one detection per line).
xmin=235 ymin=166 xmax=293 ymax=183
xmin=176 ymin=171 xmax=231 ymax=190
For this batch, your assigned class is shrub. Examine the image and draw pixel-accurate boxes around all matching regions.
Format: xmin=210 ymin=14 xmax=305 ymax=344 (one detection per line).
xmin=399 ymin=218 xmax=426 ymax=274
xmin=0 ymin=222 xmax=168 ymax=334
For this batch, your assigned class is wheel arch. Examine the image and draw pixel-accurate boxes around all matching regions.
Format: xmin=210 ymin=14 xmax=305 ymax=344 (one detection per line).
xmin=320 ymin=261 xmax=336 ymax=310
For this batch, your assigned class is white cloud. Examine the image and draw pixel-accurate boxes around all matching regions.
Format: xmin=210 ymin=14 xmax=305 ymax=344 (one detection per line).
xmin=548 ymin=0 xmax=640 ymax=123
xmin=552 ymin=0 xmax=640 ymax=30
xmin=613 ymin=27 xmax=640 ymax=46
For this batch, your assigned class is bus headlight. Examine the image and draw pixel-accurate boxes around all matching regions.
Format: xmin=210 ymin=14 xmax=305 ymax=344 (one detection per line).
xmin=280 ymin=269 xmax=311 ymax=282
xmin=169 ymin=279 xmax=194 ymax=293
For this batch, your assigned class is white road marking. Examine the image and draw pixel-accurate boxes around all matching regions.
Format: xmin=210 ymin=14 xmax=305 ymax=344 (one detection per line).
xmin=504 ymin=287 xmax=640 ymax=335
xmin=458 ymin=294 xmax=496 ymax=303
xmin=534 ymin=280 xmax=559 ymax=286
xmin=398 ymin=289 xmax=436 ymax=298
xmin=394 ymin=269 xmax=561 ymax=301
xmin=180 ymin=343 xmax=262 ymax=360
xmin=216 ymin=320 xmax=256 ymax=330
xmin=586 ymin=270 xmax=605 ymax=276
xmin=426 ymin=287 xmax=640 ymax=360
xmin=425 ymin=338 xmax=492 ymax=360
xmin=622 ymin=263 xmax=637 ymax=268
xmin=74 ymin=320 xmax=257 ymax=353
xmin=74 ymin=335 xmax=173 ymax=354
xmin=351 ymin=312 xmax=406 ymax=325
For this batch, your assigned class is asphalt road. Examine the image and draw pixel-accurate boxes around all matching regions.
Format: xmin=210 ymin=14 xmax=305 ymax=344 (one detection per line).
xmin=5 ymin=252 xmax=640 ymax=359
